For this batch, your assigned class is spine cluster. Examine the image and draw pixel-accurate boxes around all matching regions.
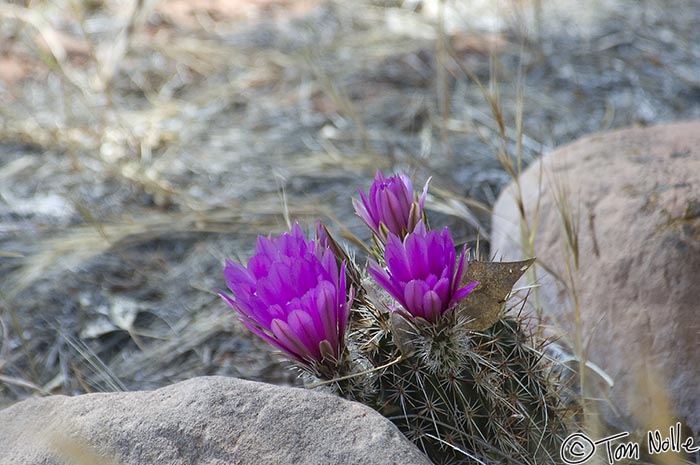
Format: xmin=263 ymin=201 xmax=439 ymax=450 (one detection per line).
xmin=330 ymin=286 xmax=571 ymax=465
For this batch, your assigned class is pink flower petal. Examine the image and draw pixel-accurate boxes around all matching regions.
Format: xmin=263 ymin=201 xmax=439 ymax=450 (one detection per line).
xmin=422 ymin=290 xmax=443 ymax=323
xmin=353 ymin=192 xmax=378 ymax=233
xmin=453 ymin=244 xmax=468 ymax=293
xmin=381 ymin=190 xmax=407 ymax=235
xmin=368 ymin=259 xmax=404 ymax=304
xmin=271 ymin=318 xmax=315 ymax=362
xmin=368 ymin=218 xmax=468 ymax=323
xmin=405 ymin=231 xmax=429 ymax=278
xmin=384 ymin=234 xmax=412 ymax=282
xmin=287 ymin=310 xmax=322 ymax=360
xmin=419 ymin=177 xmax=431 ymax=211
xmin=314 ymin=281 xmax=338 ymax=351
xmin=452 ymin=280 xmax=479 ymax=303
xmin=221 ymin=222 xmax=351 ymax=368
xmin=404 ymin=279 xmax=428 ymax=319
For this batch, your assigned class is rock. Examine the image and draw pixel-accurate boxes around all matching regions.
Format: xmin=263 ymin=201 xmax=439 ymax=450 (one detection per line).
xmin=0 ymin=376 xmax=432 ymax=465
xmin=490 ymin=121 xmax=700 ymax=433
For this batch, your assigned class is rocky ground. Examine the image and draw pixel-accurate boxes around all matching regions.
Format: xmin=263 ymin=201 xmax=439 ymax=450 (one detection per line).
xmin=1 ymin=0 xmax=699 ymax=406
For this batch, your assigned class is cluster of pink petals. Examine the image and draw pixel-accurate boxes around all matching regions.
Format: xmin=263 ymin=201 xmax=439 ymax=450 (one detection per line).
xmin=221 ymin=171 xmax=479 ymax=367
xmin=368 ymin=222 xmax=478 ymax=323
xmin=220 ymin=223 xmax=352 ymax=367
xmin=353 ymin=170 xmax=429 ymax=241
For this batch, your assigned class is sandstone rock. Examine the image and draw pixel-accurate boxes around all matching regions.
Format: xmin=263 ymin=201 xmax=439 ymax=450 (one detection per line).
xmin=491 ymin=121 xmax=700 ymax=433
xmin=0 ymin=376 xmax=432 ymax=465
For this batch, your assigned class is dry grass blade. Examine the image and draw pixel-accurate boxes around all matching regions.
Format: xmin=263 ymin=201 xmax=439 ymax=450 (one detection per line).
xmin=110 ymin=309 xmax=229 ymax=380
xmin=59 ymin=331 xmax=127 ymax=393
xmin=2 ymin=204 xmax=319 ymax=300
xmin=0 ymin=3 xmax=86 ymax=89
xmin=307 ymin=56 xmax=372 ymax=153
xmin=0 ymin=250 xmax=23 ymax=258
xmin=95 ymin=0 xmax=150 ymax=91
xmin=0 ymin=374 xmax=51 ymax=396
xmin=425 ymin=186 xmax=491 ymax=238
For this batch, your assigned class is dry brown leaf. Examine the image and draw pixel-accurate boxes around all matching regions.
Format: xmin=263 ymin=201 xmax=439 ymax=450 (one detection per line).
xmin=458 ymin=258 xmax=535 ymax=331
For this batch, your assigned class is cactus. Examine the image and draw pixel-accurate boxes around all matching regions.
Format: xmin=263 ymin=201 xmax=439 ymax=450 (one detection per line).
xmin=325 ymin=261 xmax=572 ymax=465
xmin=221 ymin=171 xmax=575 ymax=465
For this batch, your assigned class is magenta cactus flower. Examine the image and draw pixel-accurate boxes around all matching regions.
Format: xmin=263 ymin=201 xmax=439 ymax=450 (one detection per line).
xmin=368 ymin=222 xmax=478 ymax=323
xmin=220 ymin=223 xmax=352 ymax=369
xmin=353 ymin=170 xmax=429 ymax=241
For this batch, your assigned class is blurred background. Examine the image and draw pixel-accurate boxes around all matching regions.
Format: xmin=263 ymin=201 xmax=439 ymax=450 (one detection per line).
xmin=1 ymin=0 xmax=699 ymax=406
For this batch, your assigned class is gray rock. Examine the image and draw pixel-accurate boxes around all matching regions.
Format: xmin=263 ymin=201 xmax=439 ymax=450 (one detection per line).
xmin=491 ymin=121 xmax=700 ymax=434
xmin=0 ymin=376 xmax=432 ymax=465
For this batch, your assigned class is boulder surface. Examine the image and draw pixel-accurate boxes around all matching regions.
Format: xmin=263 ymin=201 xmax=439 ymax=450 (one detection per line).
xmin=491 ymin=121 xmax=700 ymax=433
xmin=0 ymin=376 xmax=432 ymax=465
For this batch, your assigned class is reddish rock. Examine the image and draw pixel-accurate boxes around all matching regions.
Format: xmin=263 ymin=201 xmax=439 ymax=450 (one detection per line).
xmin=491 ymin=121 xmax=700 ymax=433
